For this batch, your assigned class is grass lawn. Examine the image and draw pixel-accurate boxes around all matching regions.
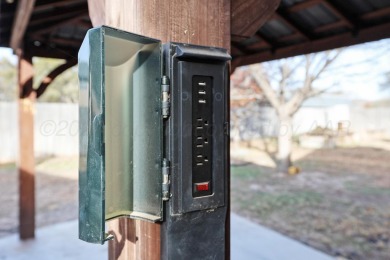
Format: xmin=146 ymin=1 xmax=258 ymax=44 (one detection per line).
xmin=231 ymin=145 xmax=390 ymax=260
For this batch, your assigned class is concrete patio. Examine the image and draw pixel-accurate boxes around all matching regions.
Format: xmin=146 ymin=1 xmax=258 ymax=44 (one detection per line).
xmin=0 ymin=213 xmax=333 ymax=260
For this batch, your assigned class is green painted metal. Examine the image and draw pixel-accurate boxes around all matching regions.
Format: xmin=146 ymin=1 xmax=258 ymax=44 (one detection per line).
xmin=78 ymin=26 xmax=163 ymax=244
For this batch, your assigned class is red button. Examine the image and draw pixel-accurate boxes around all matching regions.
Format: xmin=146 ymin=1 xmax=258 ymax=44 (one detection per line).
xmin=195 ymin=182 xmax=209 ymax=191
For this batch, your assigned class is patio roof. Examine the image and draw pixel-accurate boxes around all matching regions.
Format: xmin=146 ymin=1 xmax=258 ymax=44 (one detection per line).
xmin=0 ymin=0 xmax=389 ymax=64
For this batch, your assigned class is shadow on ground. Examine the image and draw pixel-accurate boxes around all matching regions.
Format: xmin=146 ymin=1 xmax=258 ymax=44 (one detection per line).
xmin=0 ymin=158 xmax=78 ymax=238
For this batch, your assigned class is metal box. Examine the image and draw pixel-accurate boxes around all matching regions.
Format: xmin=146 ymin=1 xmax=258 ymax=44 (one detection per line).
xmin=78 ymin=26 xmax=230 ymax=256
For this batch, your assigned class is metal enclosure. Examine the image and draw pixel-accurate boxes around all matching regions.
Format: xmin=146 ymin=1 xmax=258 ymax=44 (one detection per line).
xmin=161 ymin=43 xmax=230 ymax=259
xmin=78 ymin=26 xmax=230 ymax=258
xmin=78 ymin=26 xmax=163 ymax=244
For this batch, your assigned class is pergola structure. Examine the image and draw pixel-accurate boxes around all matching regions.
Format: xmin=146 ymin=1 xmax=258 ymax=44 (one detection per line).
xmin=1 ymin=0 xmax=389 ymax=65
xmin=1 ymin=0 xmax=389 ymax=259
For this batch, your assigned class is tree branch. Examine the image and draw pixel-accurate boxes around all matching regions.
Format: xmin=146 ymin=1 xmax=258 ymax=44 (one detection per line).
xmin=249 ymin=65 xmax=281 ymax=111
xmin=313 ymin=49 xmax=343 ymax=80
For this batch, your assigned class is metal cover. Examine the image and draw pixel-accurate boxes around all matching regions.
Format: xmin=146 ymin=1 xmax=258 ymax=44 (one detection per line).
xmin=78 ymin=26 xmax=162 ymax=244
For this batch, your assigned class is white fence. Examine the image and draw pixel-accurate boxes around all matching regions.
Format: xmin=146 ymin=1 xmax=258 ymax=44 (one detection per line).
xmin=1 ymin=102 xmax=389 ymax=162
xmin=0 ymin=102 xmax=78 ymax=163
xmin=350 ymin=105 xmax=390 ymax=133
xmin=230 ymin=103 xmax=390 ymax=141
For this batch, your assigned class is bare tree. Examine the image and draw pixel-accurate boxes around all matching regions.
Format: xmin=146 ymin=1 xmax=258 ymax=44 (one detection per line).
xmin=248 ymin=50 xmax=342 ymax=173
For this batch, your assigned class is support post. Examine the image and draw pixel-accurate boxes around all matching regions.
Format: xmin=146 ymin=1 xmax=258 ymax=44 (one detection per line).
xmin=87 ymin=0 xmax=230 ymax=259
xmin=17 ymin=53 xmax=35 ymax=240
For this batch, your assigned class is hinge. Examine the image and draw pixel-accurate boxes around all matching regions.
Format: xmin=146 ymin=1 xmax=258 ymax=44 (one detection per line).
xmin=162 ymin=76 xmax=170 ymax=118
xmin=162 ymin=158 xmax=171 ymax=201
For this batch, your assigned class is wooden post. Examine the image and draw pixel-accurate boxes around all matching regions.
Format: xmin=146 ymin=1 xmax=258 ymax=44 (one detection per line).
xmin=88 ymin=0 xmax=230 ymax=259
xmin=17 ymin=52 xmax=35 ymax=240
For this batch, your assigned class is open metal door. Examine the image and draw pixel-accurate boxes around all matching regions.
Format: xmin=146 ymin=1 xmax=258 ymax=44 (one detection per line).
xmin=78 ymin=26 xmax=163 ymax=244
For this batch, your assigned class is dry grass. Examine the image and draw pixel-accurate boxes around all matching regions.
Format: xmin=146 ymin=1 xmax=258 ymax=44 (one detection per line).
xmin=0 ymin=156 xmax=78 ymax=238
xmin=231 ymin=141 xmax=390 ymax=260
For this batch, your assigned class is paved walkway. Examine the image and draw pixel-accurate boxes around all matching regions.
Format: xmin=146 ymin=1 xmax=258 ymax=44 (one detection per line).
xmin=231 ymin=213 xmax=333 ymax=260
xmin=0 ymin=213 xmax=333 ymax=260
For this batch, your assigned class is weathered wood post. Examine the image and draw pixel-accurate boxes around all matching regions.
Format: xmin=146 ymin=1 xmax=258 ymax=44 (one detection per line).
xmin=87 ymin=0 xmax=231 ymax=259
xmin=17 ymin=52 xmax=36 ymax=240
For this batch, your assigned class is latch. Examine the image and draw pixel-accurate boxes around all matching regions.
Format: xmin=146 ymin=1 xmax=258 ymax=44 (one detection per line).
xmin=162 ymin=76 xmax=170 ymax=118
xmin=162 ymin=158 xmax=170 ymax=201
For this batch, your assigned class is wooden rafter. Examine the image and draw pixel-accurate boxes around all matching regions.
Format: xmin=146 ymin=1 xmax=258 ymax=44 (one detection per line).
xmin=256 ymin=31 xmax=277 ymax=48
xmin=234 ymin=22 xmax=390 ymax=66
xmin=24 ymin=44 xmax=78 ymax=59
xmin=255 ymin=33 xmax=272 ymax=47
xmin=231 ymin=0 xmax=281 ymax=39
xmin=314 ymin=20 xmax=348 ymax=33
xmin=47 ymin=37 xmax=82 ymax=48
xmin=245 ymin=40 xmax=271 ymax=51
xmin=31 ymin=34 xmax=82 ymax=48
xmin=287 ymin=0 xmax=354 ymax=30
xmin=273 ymin=12 xmax=310 ymax=41
xmin=287 ymin=0 xmax=322 ymax=13
xmin=277 ymin=33 xmax=302 ymax=42
xmin=361 ymin=6 xmax=390 ymax=20
xmin=322 ymin=0 xmax=353 ymax=28
xmin=29 ymin=9 xmax=86 ymax=27
xmin=10 ymin=0 xmax=36 ymax=50
xmin=33 ymin=0 xmax=86 ymax=13
xmin=31 ymin=14 xmax=88 ymax=37
xmin=231 ymin=45 xmax=245 ymax=56
xmin=35 ymin=59 xmax=77 ymax=98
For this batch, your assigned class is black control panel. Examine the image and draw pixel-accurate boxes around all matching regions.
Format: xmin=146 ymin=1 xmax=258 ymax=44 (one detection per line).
xmin=192 ymin=75 xmax=213 ymax=197
xmin=162 ymin=42 xmax=230 ymax=260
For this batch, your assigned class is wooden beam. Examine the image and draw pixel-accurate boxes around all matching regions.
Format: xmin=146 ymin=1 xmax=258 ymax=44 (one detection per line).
xmin=31 ymin=34 xmax=83 ymax=48
xmin=273 ymin=12 xmax=310 ymax=41
xmin=30 ymin=14 xmax=88 ymax=37
xmin=88 ymin=0 xmax=231 ymax=259
xmin=277 ymin=33 xmax=303 ymax=42
xmin=23 ymin=43 xmax=78 ymax=59
xmin=47 ymin=38 xmax=82 ymax=48
xmin=18 ymin=53 xmax=35 ymax=240
xmin=244 ymin=34 xmax=272 ymax=51
xmin=235 ymin=22 xmax=390 ymax=66
xmin=322 ymin=0 xmax=353 ymax=28
xmin=35 ymin=59 xmax=77 ymax=98
xmin=287 ymin=0 xmax=322 ymax=13
xmin=313 ymin=20 xmax=348 ymax=33
xmin=29 ymin=9 xmax=87 ymax=27
xmin=255 ymin=33 xmax=272 ymax=47
xmin=10 ymin=0 xmax=36 ymax=50
xmin=246 ymin=41 xmax=270 ymax=51
xmin=33 ymin=0 xmax=85 ymax=13
xmin=231 ymin=0 xmax=280 ymax=39
xmin=361 ymin=6 xmax=390 ymax=20
xmin=231 ymin=44 xmax=245 ymax=56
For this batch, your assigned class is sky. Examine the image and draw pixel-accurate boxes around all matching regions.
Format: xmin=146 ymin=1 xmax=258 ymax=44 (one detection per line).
xmin=1 ymin=38 xmax=389 ymax=101
xmin=323 ymin=38 xmax=390 ymax=100
xmin=0 ymin=47 xmax=16 ymax=64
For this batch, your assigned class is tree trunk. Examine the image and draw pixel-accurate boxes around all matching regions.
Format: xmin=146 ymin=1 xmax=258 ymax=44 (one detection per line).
xmin=277 ymin=116 xmax=293 ymax=173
